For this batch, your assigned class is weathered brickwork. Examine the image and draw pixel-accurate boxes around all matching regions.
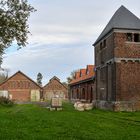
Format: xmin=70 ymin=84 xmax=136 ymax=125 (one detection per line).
xmin=95 ymin=32 xmax=140 ymax=111
xmin=94 ymin=6 xmax=140 ymax=111
xmin=0 ymin=71 xmax=42 ymax=102
xmin=114 ymin=33 xmax=140 ymax=58
xmin=43 ymin=76 xmax=68 ymax=100
xmin=95 ymin=33 xmax=114 ymax=66
xmin=0 ymin=72 xmax=68 ymax=102
xmin=70 ymin=81 xmax=95 ymax=103
xmin=116 ymin=61 xmax=140 ymax=101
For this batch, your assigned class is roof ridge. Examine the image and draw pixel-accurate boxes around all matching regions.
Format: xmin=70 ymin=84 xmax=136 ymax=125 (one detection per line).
xmin=0 ymin=71 xmax=42 ymax=88
xmin=93 ymin=5 xmax=140 ymax=45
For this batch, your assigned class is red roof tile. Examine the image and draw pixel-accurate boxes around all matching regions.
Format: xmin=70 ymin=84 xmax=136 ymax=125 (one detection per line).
xmin=70 ymin=65 xmax=95 ymax=85
xmin=75 ymin=71 xmax=80 ymax=79
xmin=80 ymin=69 xmax=86 ymax=77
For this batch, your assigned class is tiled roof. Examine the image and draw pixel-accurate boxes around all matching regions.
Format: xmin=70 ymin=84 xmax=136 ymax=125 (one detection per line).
xmin=69 ymin=65 xmax=95 ymax=85
xmin=75 ymin=71 xmax=80 ymax=79
xmin=94 ymin=5 xmax=140 ymax=45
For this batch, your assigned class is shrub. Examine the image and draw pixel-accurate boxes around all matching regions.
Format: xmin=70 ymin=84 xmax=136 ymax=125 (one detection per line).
xmin=0 ymin=96 xmax=14 ymax=107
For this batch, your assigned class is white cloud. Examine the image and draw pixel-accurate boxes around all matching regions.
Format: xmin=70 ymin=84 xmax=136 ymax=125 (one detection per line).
xmin=2 ymin=0 xmax=140 ymax=84
xmin=28 ymin=23 xmax=102 ymax=46
xmin=3 ymin=43 xmax=93 ymax=85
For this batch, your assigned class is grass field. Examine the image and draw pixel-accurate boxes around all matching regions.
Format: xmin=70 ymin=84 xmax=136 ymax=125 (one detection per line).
xmin=0 ymin=103 xmax=140 ymax=140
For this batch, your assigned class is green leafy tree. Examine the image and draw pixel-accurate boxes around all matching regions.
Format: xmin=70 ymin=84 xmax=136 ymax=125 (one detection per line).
xmin=0 ymin=74 xmax=7 ymax=84
xmin=0 ymin=67 xmax=9 ymax=84
xmin=67 ymin=70 xmax=79 ymax=84
xmin=37 ymin=72 xmax=43 ymax=86
xmin=0 ymin=0 xmax=36 ymax=64
xmin=62 ymin=82 xmax=68 ymax=88
xmin=67 ymin=70 xmax=79 ymax=99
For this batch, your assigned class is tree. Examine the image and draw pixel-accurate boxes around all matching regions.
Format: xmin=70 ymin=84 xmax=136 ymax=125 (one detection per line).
xmin=37 ymin=72 xmax=43 ymax=86
xmin=62 ymin=82 xmax=68 ymax=88
xmin=66 ymin=69 xmax=79 ymax=84
xmin=66 ymin=70 xmax=79 ymax=99
xmin=0 ymin=0 xmax=36 ymax=64
xmin=0 ymin=67 xmax=9 ymax=83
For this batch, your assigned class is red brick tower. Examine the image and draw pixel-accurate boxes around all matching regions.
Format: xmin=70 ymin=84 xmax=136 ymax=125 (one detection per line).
xmin=93 ymin=6 xmax=140 ymax=111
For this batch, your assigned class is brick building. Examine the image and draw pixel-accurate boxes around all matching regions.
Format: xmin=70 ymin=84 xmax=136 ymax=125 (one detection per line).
xmin=0 ymin=71 xmax=42 ymax=102
xmin=93 ymin=6 xmax=140 ymax=111
xmin=43 ymin=76 xmax=68 ymax=100
xmin=69 ymin=65 xmax=95 ymax=103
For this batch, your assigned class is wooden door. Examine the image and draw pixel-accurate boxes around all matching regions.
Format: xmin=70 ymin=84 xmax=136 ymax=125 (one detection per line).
xmin=31 ymin=90 xmax=40 ymax=101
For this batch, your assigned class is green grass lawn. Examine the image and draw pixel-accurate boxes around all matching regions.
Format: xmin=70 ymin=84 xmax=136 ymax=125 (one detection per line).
xmin=0 ymin=103 xmax=140 ymax=140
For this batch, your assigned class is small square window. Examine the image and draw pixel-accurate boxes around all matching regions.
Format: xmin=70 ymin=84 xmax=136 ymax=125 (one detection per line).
xmin=126 ymin=33 xmax=132 ymax=41
xmin=134 ymin=34 xmax=140 ymax=42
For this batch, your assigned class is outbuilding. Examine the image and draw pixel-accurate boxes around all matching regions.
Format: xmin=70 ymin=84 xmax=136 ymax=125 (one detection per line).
xmin=0 ymin=71 xmax=42 ymax=102
xmin=69 ymin=65 xmax=95 ymax=103
xmin=43 ymin=76 xmax=68 ymax=100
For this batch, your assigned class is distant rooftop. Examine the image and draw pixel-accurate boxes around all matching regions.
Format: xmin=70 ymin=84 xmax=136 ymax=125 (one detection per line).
xmin=69 ymin=65 xmax=95 ymax=85
xmin=94 ymin=5 xmax=140 ymax=45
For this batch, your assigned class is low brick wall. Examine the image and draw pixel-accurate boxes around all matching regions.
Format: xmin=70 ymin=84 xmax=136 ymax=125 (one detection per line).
xmin=93 ymin=100 xmax=140 ymax=111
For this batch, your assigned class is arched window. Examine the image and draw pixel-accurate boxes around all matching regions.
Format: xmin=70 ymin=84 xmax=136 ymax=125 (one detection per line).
xmin=71 ymin=90 xmax=74 ymax=99
xmin=90 ymin=87 xmax=93 ymax=103
xmin=82 ymin=88 xmax=85 ymax=99
xmin=77 ymin=89 xmax=79 ymax=99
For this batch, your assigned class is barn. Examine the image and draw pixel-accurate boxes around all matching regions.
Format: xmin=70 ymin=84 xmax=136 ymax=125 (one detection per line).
xmin=43 ymin=76 xmax=68 ymax=100
xmin=0 ymin=71 xmax=42 ymax=102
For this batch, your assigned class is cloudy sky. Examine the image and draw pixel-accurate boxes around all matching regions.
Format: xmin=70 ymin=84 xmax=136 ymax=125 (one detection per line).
xmin=2 ymin=0 xmax=140 ymax=85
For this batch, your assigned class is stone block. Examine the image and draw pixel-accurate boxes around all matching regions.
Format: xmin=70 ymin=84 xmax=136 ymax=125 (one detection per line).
xmin=51 ymin=97 xmax=62 ymax=107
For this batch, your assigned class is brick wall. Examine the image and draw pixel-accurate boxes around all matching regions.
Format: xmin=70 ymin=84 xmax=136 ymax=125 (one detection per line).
xmin=116 ymin=61 xmax=140 ymax=101
xmin=43 ymin=78 xmax=68 ymax=100
xmin=0 ymin=72 xmax=41 ymax=102
xmin=95 ymin=33 xmax=114 ymax=66
xmin=114 ymin=32 xmax=140 ymax=58
xmin=114 ymin=32 xmax=140 ymax=103
xmin=70 ymin=80 xmax=95 ymax=103
xmin=95 ymin=33 xmax=116 ymax=102
xmin=8 ymin=90 xmax=30 ymax=101
xmin=94 ymin=31 xmax=140 ymax=111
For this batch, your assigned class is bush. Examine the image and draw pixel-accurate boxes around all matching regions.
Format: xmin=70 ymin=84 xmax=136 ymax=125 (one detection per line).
xmin=0 ymin=96 xmax=14 ymax=107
